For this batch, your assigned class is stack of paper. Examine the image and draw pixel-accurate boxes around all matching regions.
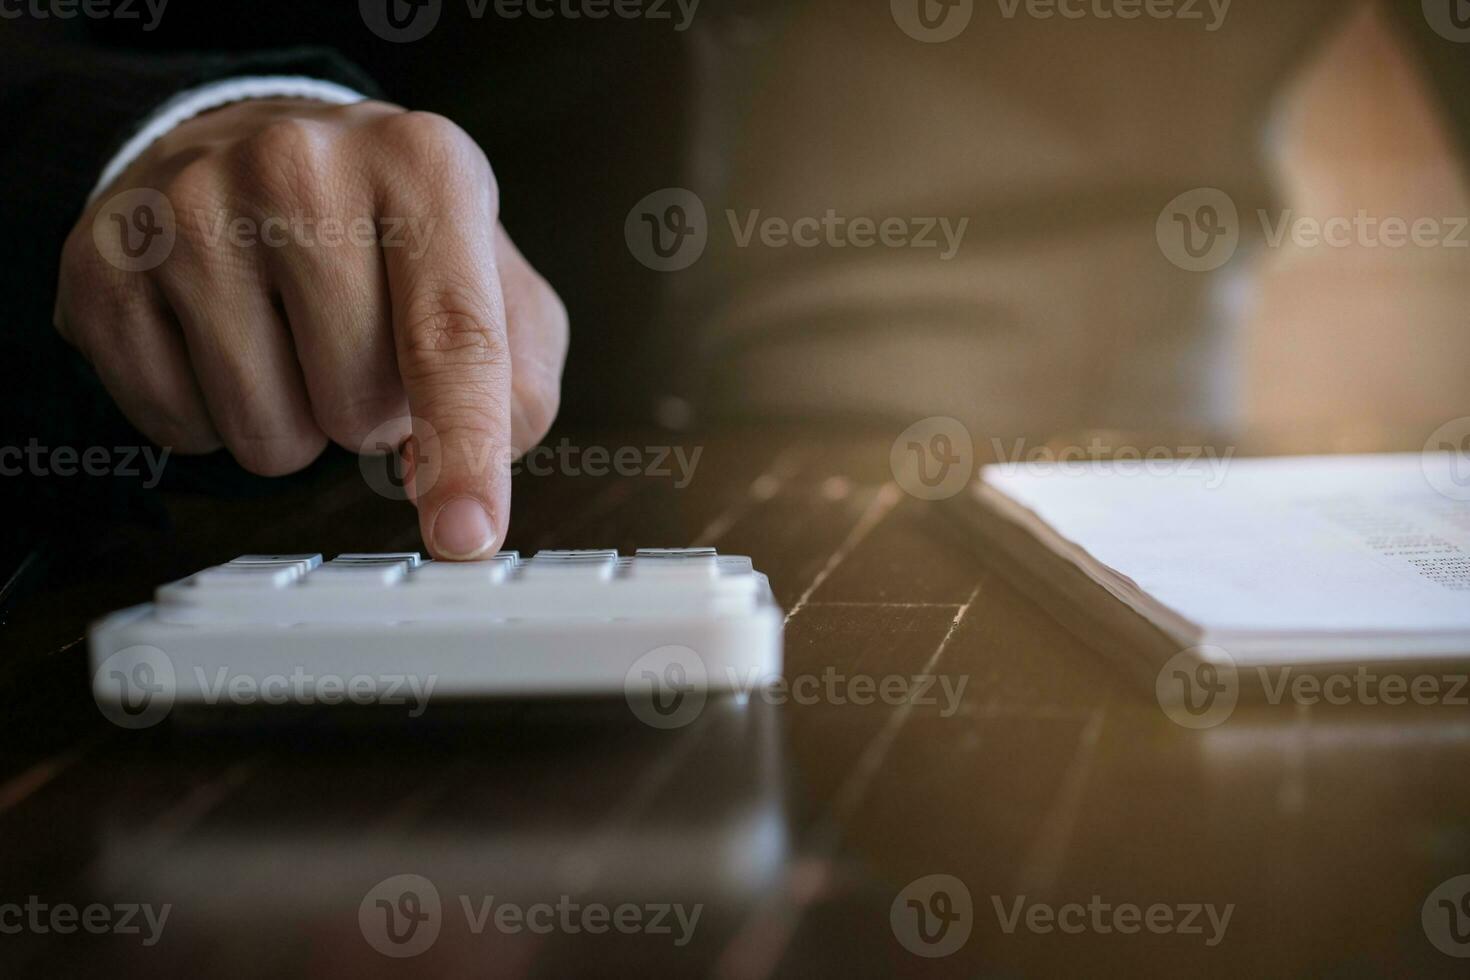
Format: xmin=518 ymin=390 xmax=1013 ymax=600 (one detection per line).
xmin=971 ymin=454 xmax=1470 ymax=668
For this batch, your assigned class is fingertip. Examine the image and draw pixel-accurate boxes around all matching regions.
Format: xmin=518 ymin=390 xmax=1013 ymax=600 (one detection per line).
xmin=426 ymin=494 xmax=499 ymax=561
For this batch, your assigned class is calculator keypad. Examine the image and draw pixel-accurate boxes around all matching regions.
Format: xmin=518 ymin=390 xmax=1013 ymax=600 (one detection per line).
xmin=157 ymin=549 xmax=761 ymax=624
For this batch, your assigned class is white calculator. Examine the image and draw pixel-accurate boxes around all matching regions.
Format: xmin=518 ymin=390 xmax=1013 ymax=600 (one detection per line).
xmin=88 ymin=549 xmax=783 ymax=720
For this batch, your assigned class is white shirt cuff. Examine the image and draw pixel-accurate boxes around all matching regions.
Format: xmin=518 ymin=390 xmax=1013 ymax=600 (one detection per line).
xmin=89 ymin=75 xmax=369 ymax=204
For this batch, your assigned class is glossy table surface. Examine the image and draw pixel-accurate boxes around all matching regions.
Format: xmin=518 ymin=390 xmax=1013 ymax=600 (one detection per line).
xmin=1 ymin=425 xmax=1466 ymax=978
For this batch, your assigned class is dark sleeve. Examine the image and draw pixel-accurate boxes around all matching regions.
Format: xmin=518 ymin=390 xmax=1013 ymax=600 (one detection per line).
xmin=0 ymin=31 xmax=381 ymax=567
xmin=1384 ymin=0 xmax=1470 ymax=168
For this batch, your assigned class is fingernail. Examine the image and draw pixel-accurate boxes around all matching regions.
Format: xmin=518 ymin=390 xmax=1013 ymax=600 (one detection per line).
xmin=431 ymin=496 xmax=498 ymax=560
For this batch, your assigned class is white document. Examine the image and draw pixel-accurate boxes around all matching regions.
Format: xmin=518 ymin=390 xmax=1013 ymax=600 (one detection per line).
xmin=976 ymin=453 xmax=1470 ymax=665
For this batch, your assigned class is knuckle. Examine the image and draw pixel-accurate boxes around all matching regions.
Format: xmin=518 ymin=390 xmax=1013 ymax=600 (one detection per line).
xmin=165 ymin=158 xmax=226 ymax=217
xmin=401 ymin=303 xmax=510 ymax=378
xmin=59 ymin=269 xmax=152 ymax=356
xmin=538 ymin=277 xmax=570 ymax=349
xmin=313 ymin=391 xmax=406 ymax=449
xmin=514 ymin=377 xmax=560 ymax=447
xmin=372 ymin=111 xmax=495 ymax=199
xmin=225 ymin=428 xmax=327 ymax=478
xmin=138 ymin=417 xmax=220 ymax=456
xmin=234 ymin=118 xmax=330 ymax=202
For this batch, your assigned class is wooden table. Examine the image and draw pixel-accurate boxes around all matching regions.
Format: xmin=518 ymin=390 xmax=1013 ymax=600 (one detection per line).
xmin=1 ymin=426 xmax=1466 ymax=978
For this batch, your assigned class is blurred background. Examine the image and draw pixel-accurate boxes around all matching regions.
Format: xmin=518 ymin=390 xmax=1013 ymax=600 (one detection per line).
xmin=66 ymin=0 xmax=1470 ymax=441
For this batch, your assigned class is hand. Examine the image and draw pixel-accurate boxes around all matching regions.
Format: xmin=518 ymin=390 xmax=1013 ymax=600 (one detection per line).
xmin=56 ymin=98 xmax=568 ymax=559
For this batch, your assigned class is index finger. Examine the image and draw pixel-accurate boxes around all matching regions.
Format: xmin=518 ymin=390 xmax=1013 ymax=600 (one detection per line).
xmin=375 ymin=113 xmax=511 ymax=560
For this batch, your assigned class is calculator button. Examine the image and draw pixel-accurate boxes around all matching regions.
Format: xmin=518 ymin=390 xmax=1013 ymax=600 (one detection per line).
xmin=632 ymin=548 xmax=718 ymax=577
xmin=525 ymin=550 xmax=618 ymax=579
xmin=306 ymin=563 xmax=408 ymax=586
xmin=411 ymin=559 xmax=512 ymax=584
xmin=333 ymin=552 xmax=422 ymax=567
xmin=196 ymin=564 xmax=304 ymax=588
xmin=230 ymin=554 xmax=323 ymax=569
xmin=534 ymin=550 xmax=618 ymax=562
